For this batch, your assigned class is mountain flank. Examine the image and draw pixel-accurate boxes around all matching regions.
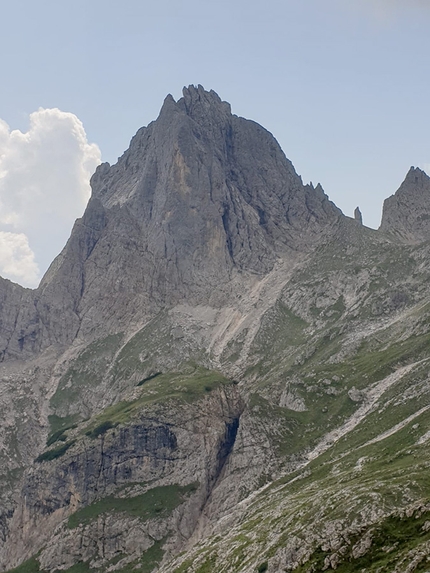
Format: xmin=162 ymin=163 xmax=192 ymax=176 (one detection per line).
xmin=1 ymin=86 xmax=430 ymax=573
xmin=380 ymin=166 xmax=430 ymax=242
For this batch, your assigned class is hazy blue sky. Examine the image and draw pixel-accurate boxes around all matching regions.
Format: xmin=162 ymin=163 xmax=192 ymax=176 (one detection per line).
xmin=1 ymin=0 xmax=429 ymax=286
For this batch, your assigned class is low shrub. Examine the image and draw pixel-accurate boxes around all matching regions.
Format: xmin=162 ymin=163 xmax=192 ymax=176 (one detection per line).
xmin=35 ymin=440 xmax=76 ymax=463
xmin=85 ymin=421 xmax=118 ymax=439
xmin=137 ymin=372 xmax=162 ymax=386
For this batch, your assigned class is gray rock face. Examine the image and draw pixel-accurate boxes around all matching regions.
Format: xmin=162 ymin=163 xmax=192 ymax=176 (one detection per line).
xmin=379 ymin=167 xmax=430 ymax=242
xmin=0 ymin=85 xmax=343 ymax=361
xmin=0 ymin=278 xmax=33 ymax=360
xmin=2 ymin=384 xmax=243 ymax=570
xmin=354 ymin=206 xmax=363 ymax=225
xmin=82 ymin=85 xmax=342 ymax=315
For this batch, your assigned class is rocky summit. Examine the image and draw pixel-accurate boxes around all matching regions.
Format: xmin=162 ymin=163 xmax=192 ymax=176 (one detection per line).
xmin=380 ymin=166 xmax=430 ymax=242
xmin=1 ymin=86 xmax=430 ymax=573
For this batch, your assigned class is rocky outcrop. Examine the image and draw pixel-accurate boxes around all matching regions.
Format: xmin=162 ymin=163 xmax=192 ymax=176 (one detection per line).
xmin=379 ymin=167 xmax=430 ymax=242
xmin=1 ymin=382 xmax=244 ymax=570
xmin=354 ymin=206 xmax=362 ymax=225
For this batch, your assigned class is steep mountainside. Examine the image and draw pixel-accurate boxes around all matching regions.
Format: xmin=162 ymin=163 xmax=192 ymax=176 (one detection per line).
xmin=1 ymin=86 xmax=430 ymax=573
xmin=1 ymin=85 xmax=341 ymax=362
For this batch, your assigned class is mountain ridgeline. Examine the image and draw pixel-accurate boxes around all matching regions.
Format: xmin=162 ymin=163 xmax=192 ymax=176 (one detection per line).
xmin=1 ymin=86 xmax=430 ymax=573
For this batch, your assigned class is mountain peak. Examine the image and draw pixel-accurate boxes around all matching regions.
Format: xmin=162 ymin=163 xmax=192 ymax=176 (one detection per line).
xmin=404 ymin=165 xmax=429 ymax=185
xmin=0 ymin=87 xmax=344 ymax=358
xmin=181 ymin=84 xmax=231 ymax=115
xmin=90 ymin=87 xmax=342 ymax=276
xmin=157 ymin=86 xmax=232 ymax=125
xmin=379 ymin=166 xmax=430 ymax=242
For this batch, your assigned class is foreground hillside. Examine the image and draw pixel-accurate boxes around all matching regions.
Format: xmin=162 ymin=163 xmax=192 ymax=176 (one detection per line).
xmin=1 ymin=86 xmax=430 ymax=573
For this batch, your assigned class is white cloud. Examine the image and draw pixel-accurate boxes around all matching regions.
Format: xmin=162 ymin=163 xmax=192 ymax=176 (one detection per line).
xmin=0 ymin=108 xmax=101 ymax=288
xmin=0 ymin=232 xmax=39 ymax=287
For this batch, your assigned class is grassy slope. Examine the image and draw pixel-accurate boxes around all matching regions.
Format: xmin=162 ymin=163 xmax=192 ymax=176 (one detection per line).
xmin=67 ymin=483 xmax=198 ymax=529
xmin=162 ymin=236 xmax=430 ymax=572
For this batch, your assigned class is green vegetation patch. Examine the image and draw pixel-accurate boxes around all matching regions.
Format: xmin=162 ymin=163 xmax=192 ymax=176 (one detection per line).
xmin=137 ymin=372 xmax=162 ymax=386
xmin=294 ymin=505 xmax=430 ymax=573
xmin=249 ymin=389 xmax=356 ymax=458
xmin=46 ymin=428 xmax=68 ymax=447
xmin=46 ymin=422 xmax=78 ymax=447
xmin=298 ymin=324 xmax=430 ymax=396
xmin=139 ymin=538 xmax=166 ymax=573
xmin=48 ymin=414 xmax=80 ymax=437
xmin=348 ymin=332 xmax=430 ymax=388
xmin=68 ymin=482 xmax=198 ymax=529
xmin=82 ymin=366 xmax=232 ymax=436
xmin=256 ymin=302 xmax=309 ymax=348
xmin=259 ymin=330 xmax=430 ymax=459
xmin=172 ymin=558 xmax=194 ymax=573
xmin=4 ymin=557 xmax=44 ymax=573
xmin=35 ymin=440 xmax=76 ymax=463
xmin=113 ymin=543 xmax=165 ymax=573
xmin=62 ymin=563 xmax=91 ymax=573
xmin=50 ymin=333 xmax=123 ymax=413
xmin=194 ymin=553 xmax=218 ymax=573
xmin=85 ymin=420 xmax=118 ymax=439
xmin=110 ymin=313 xmax=172 ymax=381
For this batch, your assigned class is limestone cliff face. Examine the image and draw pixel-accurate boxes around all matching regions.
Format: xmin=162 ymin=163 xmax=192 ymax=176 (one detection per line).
xmin=2 ymin=382 xmax=244 ymax=571
xmin=90 ymin=85 xmax=341 ymax=273
xmin=0 ymin=85 xmax=342 ymax=360
xmin=379 ymin=167 xmax=430 ymax=242
xmin=39 ymin=85 xmax=343 ymax=340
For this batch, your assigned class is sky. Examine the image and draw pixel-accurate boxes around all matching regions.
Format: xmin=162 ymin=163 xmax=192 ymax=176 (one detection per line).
xmin=1 ymin=0 xmax=430 ymax=287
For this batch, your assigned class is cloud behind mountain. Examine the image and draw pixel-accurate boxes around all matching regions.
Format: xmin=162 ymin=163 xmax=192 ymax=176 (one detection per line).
xmin=0 ymin=109 xmax=101 ymax=287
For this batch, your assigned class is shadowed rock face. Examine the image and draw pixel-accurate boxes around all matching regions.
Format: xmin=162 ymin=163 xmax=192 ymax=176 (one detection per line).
xmin=0 ymin=85 xmax=343 ymax=360
xmin=379 ymin=167 xmax=430 ymax=242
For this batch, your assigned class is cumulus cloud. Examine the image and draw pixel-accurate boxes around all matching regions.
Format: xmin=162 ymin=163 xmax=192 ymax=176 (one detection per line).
xmin=0 ymin=109 xmax=101 ymax=288
xmin=0 ymin=232 xmax=39 ymax=287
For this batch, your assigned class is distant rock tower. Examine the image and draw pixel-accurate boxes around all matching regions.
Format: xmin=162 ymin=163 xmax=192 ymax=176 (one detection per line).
xmin=354 ymin=207 xmax=363 ymax=225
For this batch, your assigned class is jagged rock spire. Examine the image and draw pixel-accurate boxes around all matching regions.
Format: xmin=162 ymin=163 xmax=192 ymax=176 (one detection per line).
xmin=354 ymin=207 xmax=363 ymax=225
